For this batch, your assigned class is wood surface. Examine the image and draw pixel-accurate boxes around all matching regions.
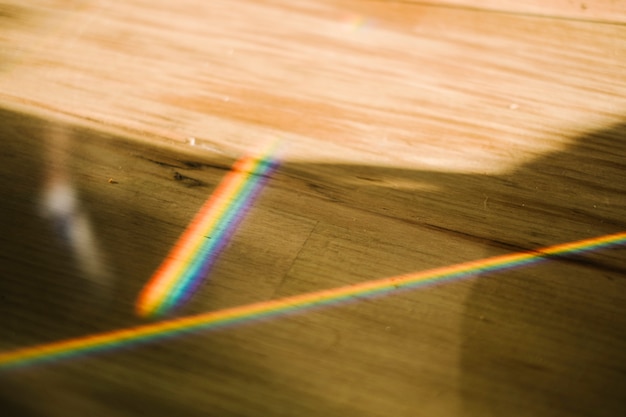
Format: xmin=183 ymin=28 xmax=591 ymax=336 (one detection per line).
xmin=0 ymin=1 xmax=625 ymax=416
xmin=435 ymin=0 xmax=626 ymax=23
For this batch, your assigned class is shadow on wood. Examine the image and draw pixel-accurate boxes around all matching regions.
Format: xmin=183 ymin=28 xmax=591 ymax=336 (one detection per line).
xmin=0 ymin=107 xmax=624 ymax=416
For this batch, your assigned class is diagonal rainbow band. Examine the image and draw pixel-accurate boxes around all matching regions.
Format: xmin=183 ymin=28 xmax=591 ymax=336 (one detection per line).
xmin=1 ymin=231 xmax=624 ymax=371
xmin=136 ymin=144 xmax=281 ymax=317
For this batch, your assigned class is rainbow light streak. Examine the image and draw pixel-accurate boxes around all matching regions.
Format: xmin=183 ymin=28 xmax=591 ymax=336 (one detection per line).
xmin=342 ymin=14 xmax=373 ymax=32
xmin=136 ymin=145 xmax=281 ymax=317
xmin=1 ymin=231 xmax=624 ymax=371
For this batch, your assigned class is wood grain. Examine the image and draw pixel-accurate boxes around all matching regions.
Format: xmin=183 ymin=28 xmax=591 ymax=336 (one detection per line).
xmin=0 ymin=1 xmax=625 ymax=416
xmin=426 ymin=0 xmax=626 ymax=23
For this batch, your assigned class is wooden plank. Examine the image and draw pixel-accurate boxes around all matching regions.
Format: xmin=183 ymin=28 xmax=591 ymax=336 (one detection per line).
xmin=1 ymin=0 xmax=625 ymax=166
xmin=0 ymin=1 xmax=625 ymax=416
xmin=420 ymin=0 xmax=626 ymax=23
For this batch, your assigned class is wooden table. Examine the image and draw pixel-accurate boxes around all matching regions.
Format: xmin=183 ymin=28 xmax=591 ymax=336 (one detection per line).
xmin=1 ymin=1 xmax=625 ymax=416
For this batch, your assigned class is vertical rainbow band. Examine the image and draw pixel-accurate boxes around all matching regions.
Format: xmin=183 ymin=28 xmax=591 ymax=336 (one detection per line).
xmin=136 ymin=144 xmax=281 ymax=317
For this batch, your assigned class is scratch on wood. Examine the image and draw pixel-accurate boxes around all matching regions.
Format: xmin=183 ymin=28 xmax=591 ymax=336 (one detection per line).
xmin=272 ymin=220 xmax=319 ymax=298
xmin=173 ymin=171 xmax=207 ymax=187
